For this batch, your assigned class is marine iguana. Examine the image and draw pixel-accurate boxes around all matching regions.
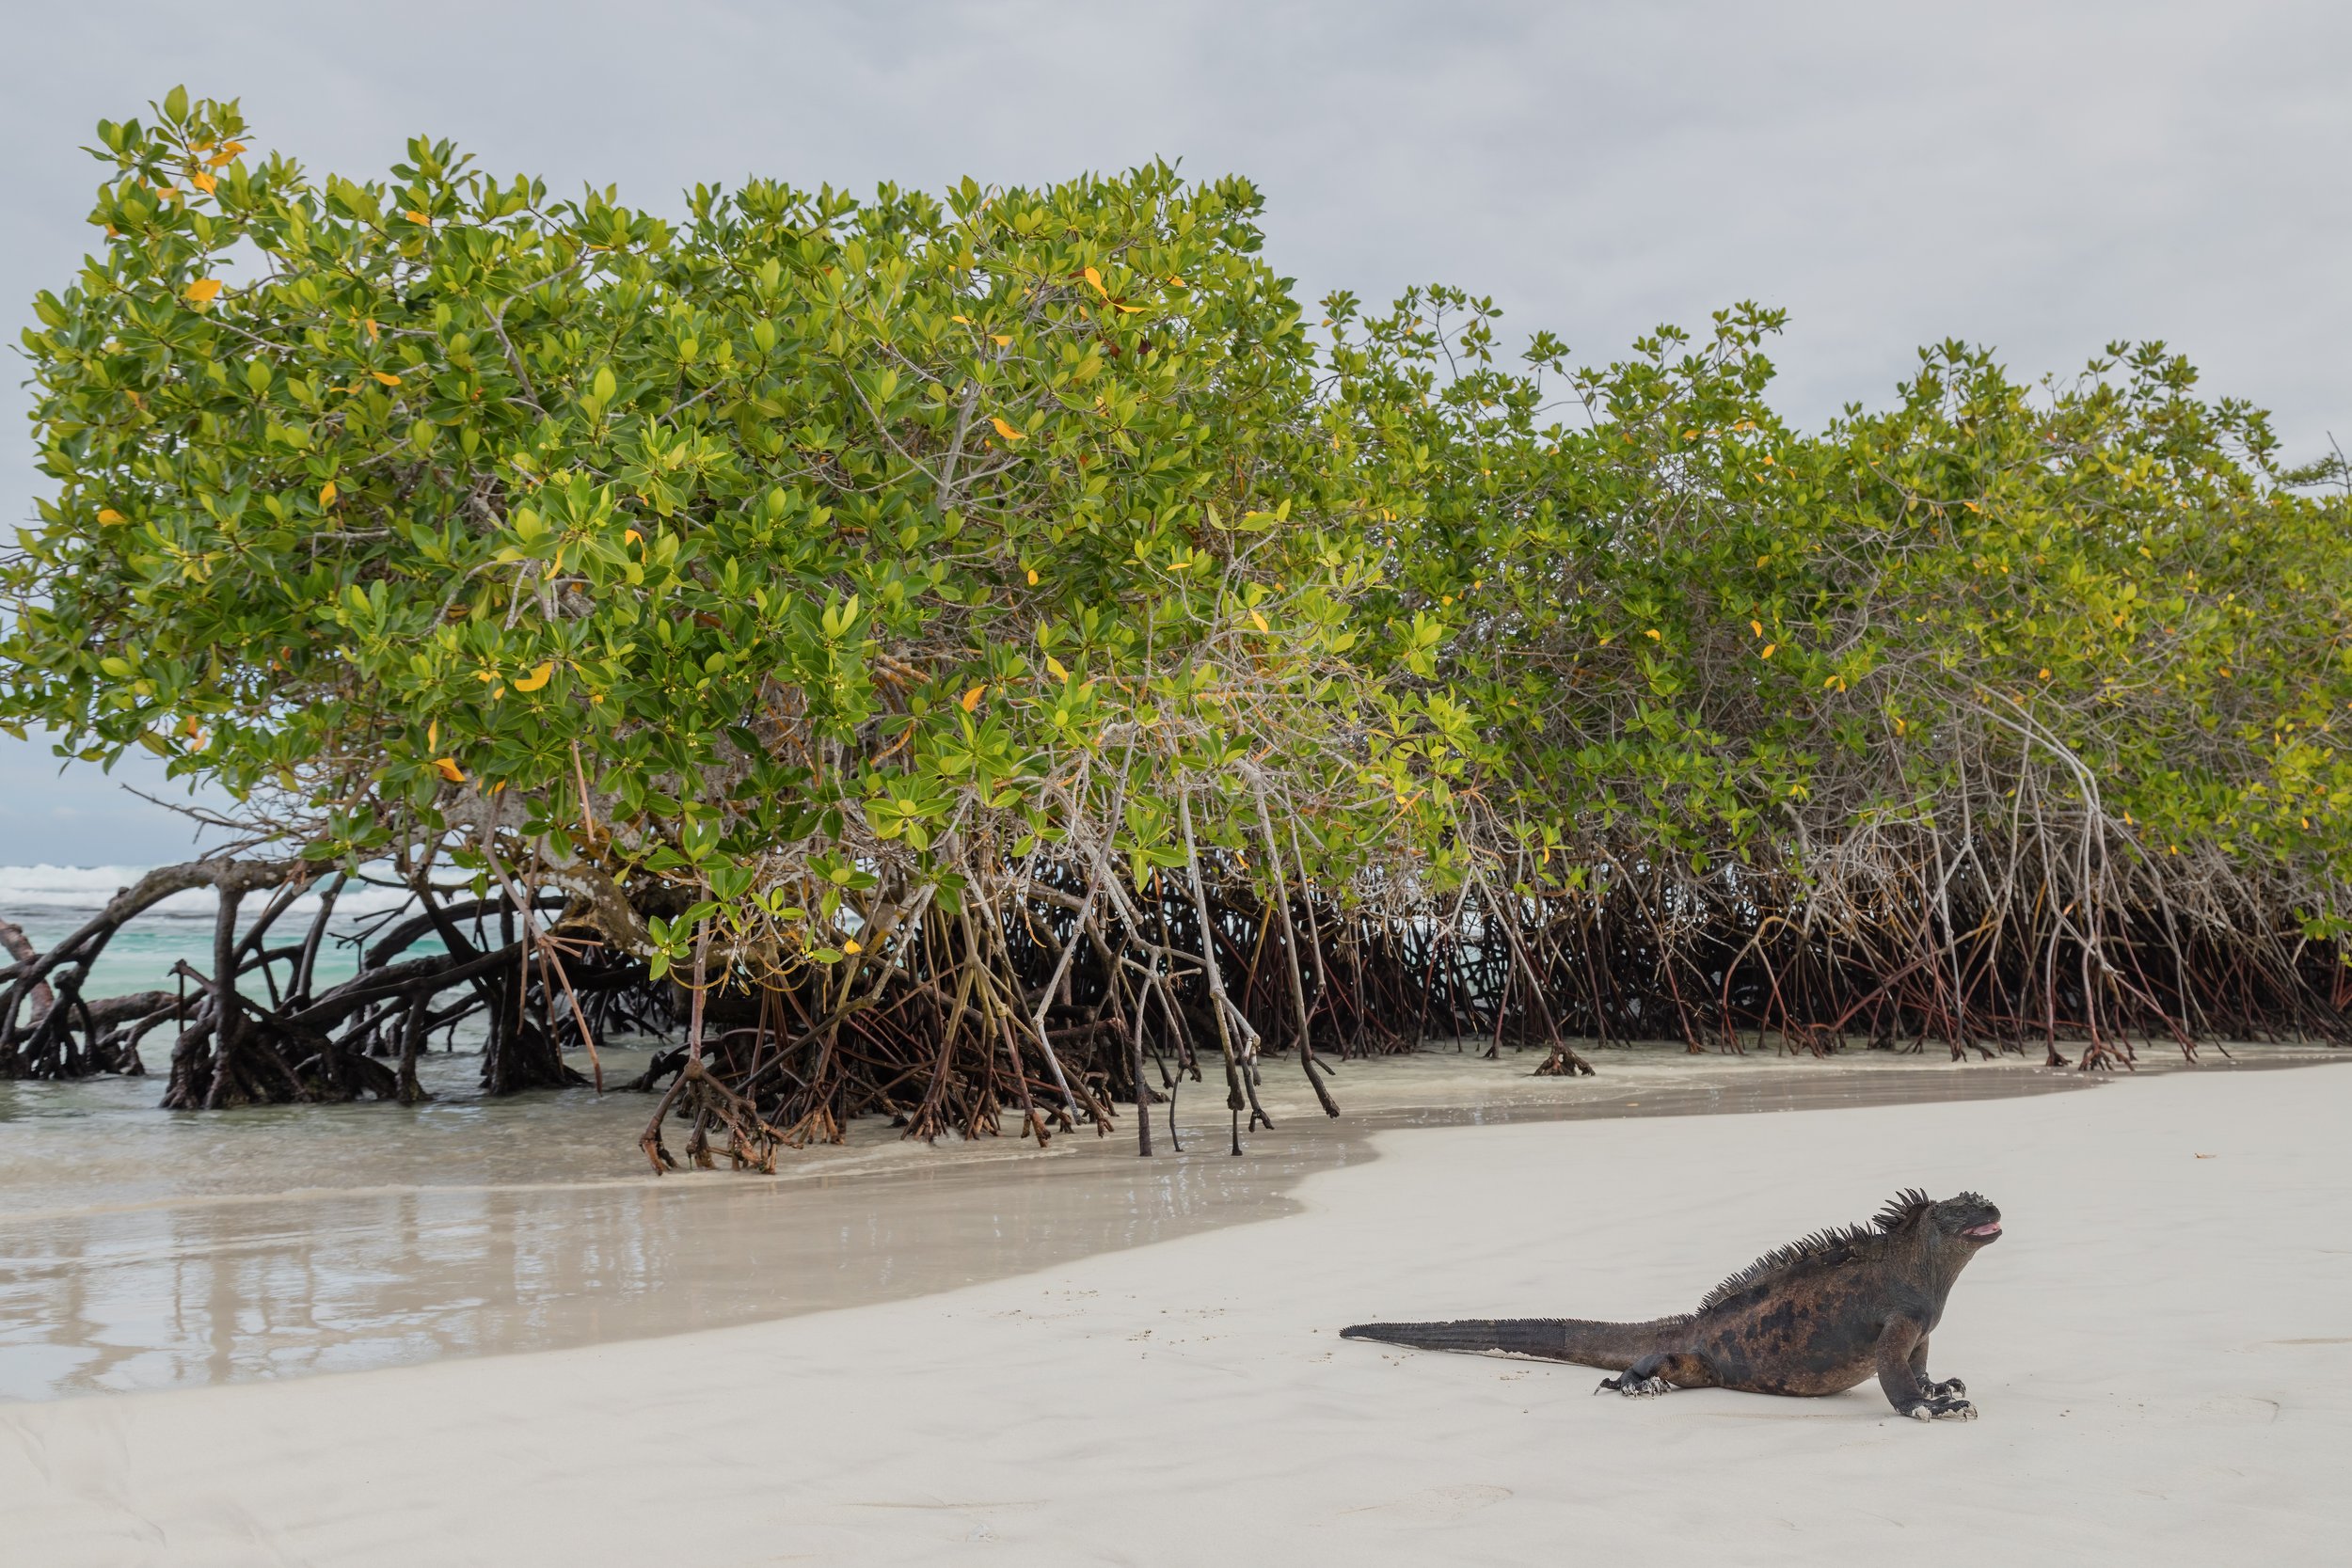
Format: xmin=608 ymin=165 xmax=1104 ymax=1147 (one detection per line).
xmin=1341 ymin=1189 xmax=2001 ymax=1420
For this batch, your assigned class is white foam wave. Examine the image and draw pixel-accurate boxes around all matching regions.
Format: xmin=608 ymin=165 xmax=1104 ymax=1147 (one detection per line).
xmin=0 ymin=864 xmax=421 ymax=924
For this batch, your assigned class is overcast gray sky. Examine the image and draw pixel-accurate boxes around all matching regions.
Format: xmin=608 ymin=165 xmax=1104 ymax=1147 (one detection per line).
xmin=5 ymin=0 xmax=2346 ymax=865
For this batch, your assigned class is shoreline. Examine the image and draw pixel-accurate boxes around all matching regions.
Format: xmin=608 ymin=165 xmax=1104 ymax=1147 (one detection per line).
xmin=3 ymin=1043 xmax=2338 ymax=1404
xmin=2 ymin=1058 xmax=2344 ymax=1562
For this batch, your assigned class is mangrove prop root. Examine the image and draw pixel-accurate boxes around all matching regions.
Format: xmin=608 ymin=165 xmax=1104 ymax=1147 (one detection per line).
xmin=1 ymin=836 xmax=2344 ymax=1161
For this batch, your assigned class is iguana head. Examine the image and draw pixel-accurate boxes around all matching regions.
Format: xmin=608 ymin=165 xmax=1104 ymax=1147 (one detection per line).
xmin=1875 ymin=1188 xmax=2002 ymax=1253
xmin=1930 ymin=1191 xmax=2003 ymax=1249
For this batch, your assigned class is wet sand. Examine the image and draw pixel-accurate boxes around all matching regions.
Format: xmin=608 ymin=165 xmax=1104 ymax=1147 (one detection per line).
xmin=0 ymin=1041 xmax=2317 ymax=1402
xmin=1 ymin=1053 xmax=2344 ymax=1564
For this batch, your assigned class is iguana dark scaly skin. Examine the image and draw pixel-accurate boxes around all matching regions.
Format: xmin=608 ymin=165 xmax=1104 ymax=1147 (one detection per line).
xmin=1342 ymin=1189 xmax=2001 ymax=1420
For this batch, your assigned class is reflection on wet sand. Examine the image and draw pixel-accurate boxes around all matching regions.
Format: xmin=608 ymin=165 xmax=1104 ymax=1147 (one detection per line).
xmin=3 ymin=1044 xmax=2314 ymax=1403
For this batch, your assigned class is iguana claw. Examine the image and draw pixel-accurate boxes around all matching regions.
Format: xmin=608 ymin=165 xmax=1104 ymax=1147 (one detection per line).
xmin=1596 ymin=1373 xmax=1674 ymax=1398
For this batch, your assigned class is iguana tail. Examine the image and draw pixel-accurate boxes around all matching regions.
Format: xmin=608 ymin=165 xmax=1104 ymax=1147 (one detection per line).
xmin=1338 ymin=1316 xmax=1688 ymax=1370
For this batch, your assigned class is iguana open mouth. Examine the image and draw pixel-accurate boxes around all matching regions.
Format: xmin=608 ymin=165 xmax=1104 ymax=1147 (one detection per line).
xmin=1963 ymin=1223 xmax=2002 ymax=1239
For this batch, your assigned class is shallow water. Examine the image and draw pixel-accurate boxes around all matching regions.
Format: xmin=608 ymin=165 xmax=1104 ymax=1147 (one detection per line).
xmin=12 ymin=1039 xmax=2252 ymax=1404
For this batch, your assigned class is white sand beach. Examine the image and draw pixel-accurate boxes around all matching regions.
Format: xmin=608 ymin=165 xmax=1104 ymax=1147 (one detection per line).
xmin=3 ymin=1058 xmax=2345 ymax=1565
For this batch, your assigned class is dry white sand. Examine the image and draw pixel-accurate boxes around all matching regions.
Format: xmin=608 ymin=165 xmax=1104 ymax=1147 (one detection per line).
xmin=3 ymin=1061 xmax=2344 ymax=1565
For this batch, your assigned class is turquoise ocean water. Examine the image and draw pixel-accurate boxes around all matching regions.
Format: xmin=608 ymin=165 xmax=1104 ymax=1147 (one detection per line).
xmin=0 ymin=864 xmax=441 ymax=998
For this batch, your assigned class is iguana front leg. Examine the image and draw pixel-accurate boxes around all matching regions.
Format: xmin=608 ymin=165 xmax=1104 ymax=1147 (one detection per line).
xmin=1908 ymin=1334 xmax=1966 ymax=1400
xmin=1876 ymin=1322 xmax=1975 ymax=1420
